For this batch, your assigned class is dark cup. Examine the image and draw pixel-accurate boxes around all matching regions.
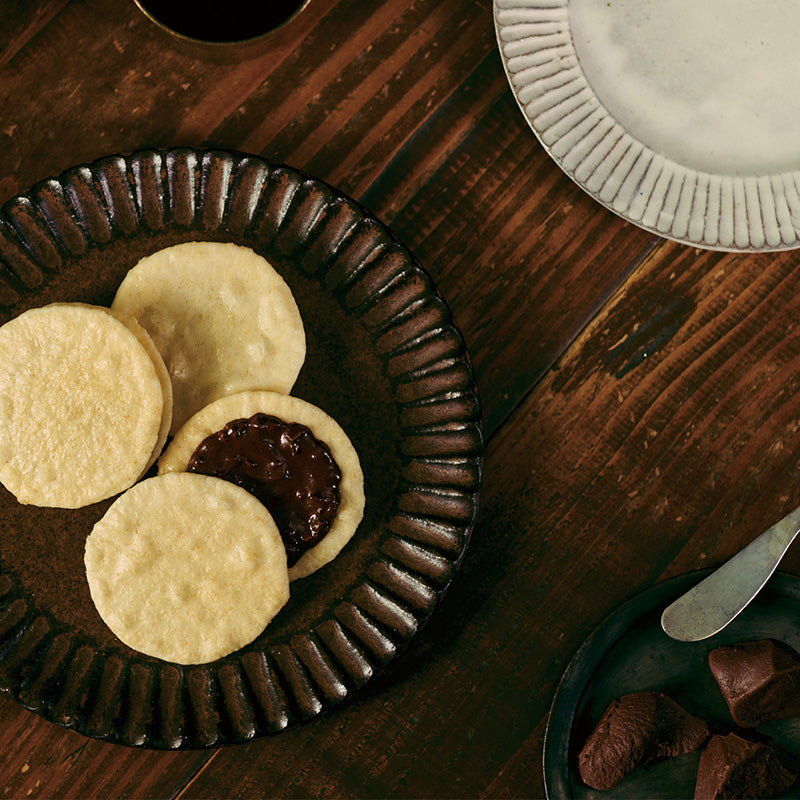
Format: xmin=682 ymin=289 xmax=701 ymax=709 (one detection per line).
xmin=134 ymin=0 xmax=308 ymax=50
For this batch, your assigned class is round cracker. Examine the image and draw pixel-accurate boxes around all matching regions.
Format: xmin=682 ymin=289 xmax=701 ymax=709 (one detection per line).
xmin=69 ymin=304 xmax=173 ymax=474
xmin=159 ymin=391 xmax=365 ymax=580
xmin=84 ymin=472 xmax=290 ymax=664
xmin=111 ymin=241 xmax=306 ymax=434
xmin=0 ymin=303 xmax=166 ymax=508
xmin=109 ymin=311 xmax=173 ymax=472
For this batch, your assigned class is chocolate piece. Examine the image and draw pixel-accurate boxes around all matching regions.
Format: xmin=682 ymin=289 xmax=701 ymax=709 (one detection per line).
xmin=577 ymin=691 xmax=710 ymax=791
xmin=709 ymin=639 xmax=800 ymax=728
xmin=188 ymin=413 xmax=341 ymax=567
xmin=694 ymin=733 xmax=797 ymax=799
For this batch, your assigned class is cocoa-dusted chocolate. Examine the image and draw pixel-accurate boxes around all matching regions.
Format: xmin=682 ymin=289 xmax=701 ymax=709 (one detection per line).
xmin=188 ymin=413 xmax=341 ymax=567
xmin=694 ymin=732 xmax=798 ymax=800
xmin=577 ymin=691 xmax=710 ymax=791
xmin=709 ymin=639 xmax=800 ymax=728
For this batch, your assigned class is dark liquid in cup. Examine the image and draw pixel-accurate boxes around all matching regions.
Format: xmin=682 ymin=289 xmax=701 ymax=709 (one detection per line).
xmin=138 ymin=0 xmax=304 ymax=42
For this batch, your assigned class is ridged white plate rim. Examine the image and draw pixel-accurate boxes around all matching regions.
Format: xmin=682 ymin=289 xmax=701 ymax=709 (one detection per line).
xmin=493 ymin=0 xmax=800 ymax=252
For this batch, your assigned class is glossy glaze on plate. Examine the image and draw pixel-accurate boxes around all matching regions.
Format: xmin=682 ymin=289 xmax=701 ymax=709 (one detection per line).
xmin=544 ymin=572 xmax=800 ymax=799
xmin=494 ymin=0 xmax=800 ymax=251
xmin=0 ymin=149 xmax=483 ymax=748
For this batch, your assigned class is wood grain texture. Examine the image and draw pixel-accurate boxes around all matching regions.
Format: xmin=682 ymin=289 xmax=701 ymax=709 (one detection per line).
xmin=2 ymin=0 xmax=798 ymax=798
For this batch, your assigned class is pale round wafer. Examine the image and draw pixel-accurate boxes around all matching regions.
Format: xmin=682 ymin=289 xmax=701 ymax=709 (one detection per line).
xmin=71 ymin=304 xmax=173 ymax=473
xmin=111 ymin=241 xmax=306 ymax=434
xmin=0 ymin=303 xmax=166 ymax=508
xmin=84 ymin=472 xmax=290 ymax=664
xmin=159 ymin=391 xmax=365 ymax=580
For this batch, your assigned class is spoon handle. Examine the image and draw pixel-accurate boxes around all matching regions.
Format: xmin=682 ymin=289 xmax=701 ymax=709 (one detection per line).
xmin=661 ymin=504 xmax=800 ymax=642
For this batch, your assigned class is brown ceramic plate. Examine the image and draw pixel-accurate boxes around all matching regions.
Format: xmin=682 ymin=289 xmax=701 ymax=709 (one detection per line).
xmin=544 ymin=571 xmax=800 ymax=798
xmin=0 ymin=149 xmax=482 ymax=748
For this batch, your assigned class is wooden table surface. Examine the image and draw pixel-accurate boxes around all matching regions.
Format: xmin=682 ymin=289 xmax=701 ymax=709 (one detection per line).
xmin=3 ymin=1 xmax=800 ymax=798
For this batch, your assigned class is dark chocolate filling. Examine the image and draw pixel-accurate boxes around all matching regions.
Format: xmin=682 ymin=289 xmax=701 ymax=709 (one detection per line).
xmin=187 ymin=413 xmax=341 ymax=567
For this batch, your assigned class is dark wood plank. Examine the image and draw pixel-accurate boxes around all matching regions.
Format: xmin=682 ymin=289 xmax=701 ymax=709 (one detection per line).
xmin=0 ymin=694 xmax=210 ymax=799
xmin=0 ymin=0 xmax=71 ymax=64
xmin=373 ymin=83 xmax=660 ymax=432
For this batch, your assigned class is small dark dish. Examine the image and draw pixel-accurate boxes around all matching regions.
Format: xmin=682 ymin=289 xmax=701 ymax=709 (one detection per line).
xmin=545 ymin=571 xmax=800 ymax=799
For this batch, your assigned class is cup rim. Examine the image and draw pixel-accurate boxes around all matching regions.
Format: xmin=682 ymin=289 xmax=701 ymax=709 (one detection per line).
xmin=132 ymin=0 xmax=311 ymax=47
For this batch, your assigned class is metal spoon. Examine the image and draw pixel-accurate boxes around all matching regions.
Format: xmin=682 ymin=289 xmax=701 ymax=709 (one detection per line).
xmin=661 ymin=503 xmax=800 ymax=642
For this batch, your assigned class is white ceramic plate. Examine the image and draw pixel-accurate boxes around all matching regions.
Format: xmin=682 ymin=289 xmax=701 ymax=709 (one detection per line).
xmin=494 ymin=0 xmax=800 ymax=251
